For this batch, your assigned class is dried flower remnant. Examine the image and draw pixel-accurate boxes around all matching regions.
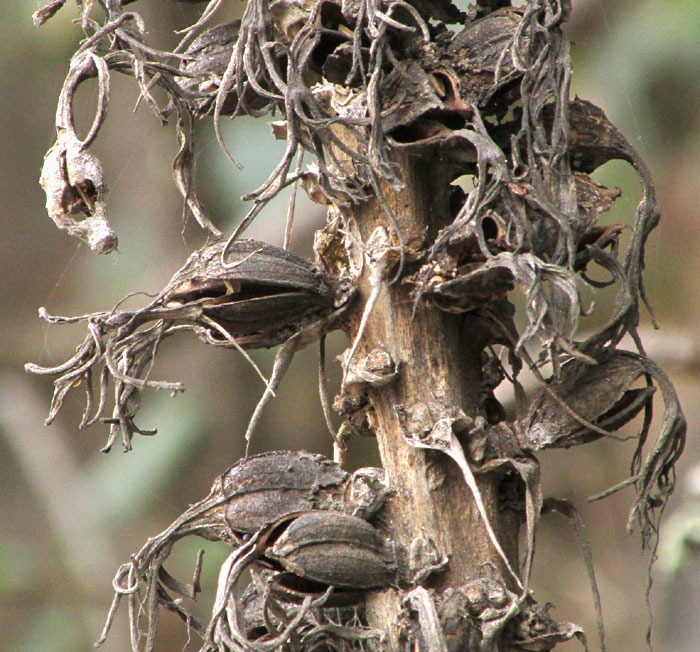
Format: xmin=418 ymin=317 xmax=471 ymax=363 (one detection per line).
xmin=40 ymin=130 xmax=117 ymax=254
xmin=40 ymin=50 xmax=117 ymax=253
xmin=26 ymin=239 xmax=355 ymax=452
xmin=35 ymin=1 xmax=225 ymax=244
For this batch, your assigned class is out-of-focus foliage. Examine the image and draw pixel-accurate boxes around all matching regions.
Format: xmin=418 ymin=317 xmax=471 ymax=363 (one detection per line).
xmin=1 ymin=1 xmax=698 ymax=651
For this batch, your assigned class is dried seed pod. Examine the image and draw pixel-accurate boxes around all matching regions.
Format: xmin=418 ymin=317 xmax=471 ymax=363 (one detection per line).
xmin=177 ymin=21 xmax=277 ymax=117
xmin=517 ymin=352 xmax=654 ymax=451
xmin=128 ymin=451 xmax=352 ymax=547
xmin=109 ymin=451 xmax=347 ymax=558
xmin=216 ymin=450 xmax=349 ymax=535
xmin=266 ymin=511 xmax=397 ymax=589
xmin=127 ymin=451 xmax=386 ymax=548
xmin=447 ymin=7 xmax=525 ymax=108
xmin=163 ymin=238 xmax=353 ymax=349
xmin=97 ymin=451 xmax=368 ymax=649
xmin=216 ymin=454 xmax=389 ymax=535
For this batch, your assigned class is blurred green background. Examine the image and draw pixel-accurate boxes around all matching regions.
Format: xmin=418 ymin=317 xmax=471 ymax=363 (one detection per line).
xmin=1 ymin=1 xmax=698 ymax=650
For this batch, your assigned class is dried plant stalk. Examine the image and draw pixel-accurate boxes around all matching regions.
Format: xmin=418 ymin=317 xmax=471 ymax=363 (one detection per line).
xmin=31 ymin=1 xmax=686 ymax=650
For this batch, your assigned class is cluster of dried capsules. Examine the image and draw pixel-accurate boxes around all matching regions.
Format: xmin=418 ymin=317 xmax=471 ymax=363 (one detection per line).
xmin=98 ymin=451 xmax=395 ymax=650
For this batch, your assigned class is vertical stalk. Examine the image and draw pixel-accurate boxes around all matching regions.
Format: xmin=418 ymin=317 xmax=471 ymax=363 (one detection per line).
xmin=329 ymin=152 xmax=518 ymax=648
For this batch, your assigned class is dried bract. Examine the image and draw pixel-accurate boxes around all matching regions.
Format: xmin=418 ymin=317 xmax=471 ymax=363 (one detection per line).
xmin=238 ymin=574 xmax=380 ymax=650
xmin=176 ymin=20 xmax=278 ymax=118
xmin=447 ymin=7 xmax=526 ymax=109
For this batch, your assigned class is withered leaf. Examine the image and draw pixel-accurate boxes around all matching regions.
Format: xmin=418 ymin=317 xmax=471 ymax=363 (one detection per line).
xmin=518 ymin=352 xmax=653 ymax=451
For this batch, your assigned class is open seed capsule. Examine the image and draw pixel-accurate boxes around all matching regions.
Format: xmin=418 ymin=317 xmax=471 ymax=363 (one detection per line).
xmin=163 ymin=238 xmax=353 ymax=349
xmin=217 ymin=450 xmax=350 ymax=535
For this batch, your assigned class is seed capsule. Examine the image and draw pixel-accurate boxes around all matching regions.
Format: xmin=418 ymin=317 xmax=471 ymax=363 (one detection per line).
xmin=266 ymin=511 xmax=397 ymax=589
xmin=218 ymin=450 xmax=349 ymax=535
xmin=176 ymin=452 xmax=388 ymax=544
xmin=163 ymin=238 xmax=353 ymax=349
xmin=26 ymin=239 xmax=354 ymax=450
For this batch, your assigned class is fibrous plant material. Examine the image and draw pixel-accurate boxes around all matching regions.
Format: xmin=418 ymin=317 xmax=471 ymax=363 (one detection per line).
xmin=31 ymin=0 xmax=686 ymax=650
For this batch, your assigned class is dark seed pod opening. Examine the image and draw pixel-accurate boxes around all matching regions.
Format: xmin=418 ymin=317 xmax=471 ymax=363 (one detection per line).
xmin=27 ymin=240 xmax=356 ymax=450
xmin=163 ymin=238 xmax=352 ymax=349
